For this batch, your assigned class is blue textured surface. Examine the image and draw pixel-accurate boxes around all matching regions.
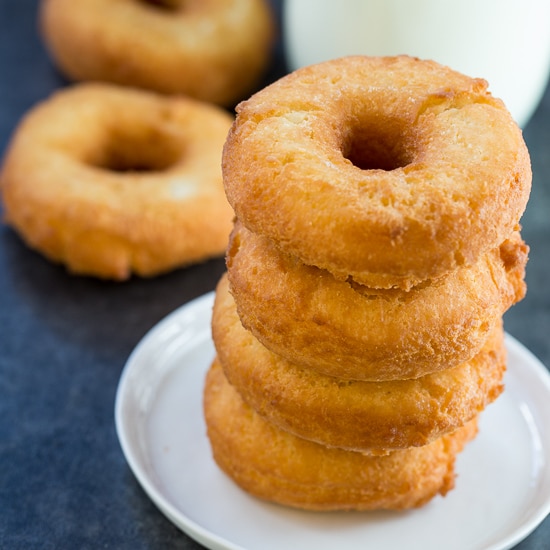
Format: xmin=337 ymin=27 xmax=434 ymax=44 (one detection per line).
xmin=1 ymin=1 xmax=548 ymax=549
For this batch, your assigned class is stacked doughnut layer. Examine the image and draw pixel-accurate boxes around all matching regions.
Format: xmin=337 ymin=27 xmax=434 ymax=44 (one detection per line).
xmin=205 ymin=56 xmax=531 ymax=511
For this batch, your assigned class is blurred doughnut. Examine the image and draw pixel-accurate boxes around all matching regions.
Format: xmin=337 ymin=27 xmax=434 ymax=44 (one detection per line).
xmin=227 ymin=222 xmax=527 ymax=380
xmin=40 ymin=0 xmax=275 ymax=106
xmin=0 ymin=83 xmax=234 ymax=280
xmin=203 ymin=360 xmax=479 ymax=511
xmin=222 ymin=55 xmax=531 ymax=289
xmin=212 ymin=274 xmax=505 ymax=453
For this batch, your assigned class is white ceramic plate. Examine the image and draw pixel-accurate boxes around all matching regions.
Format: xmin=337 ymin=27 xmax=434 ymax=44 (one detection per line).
xmin=115 ymin=292 xmax=550 ymax=550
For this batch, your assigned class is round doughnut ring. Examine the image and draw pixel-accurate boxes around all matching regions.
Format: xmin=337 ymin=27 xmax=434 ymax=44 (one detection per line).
xmin=40 ymin=0 xmax=275 ymax=107
xmin=0 ymin=83 xmax=234 ymax=280
xmin=227 ymin=222 xmax=527 ymax=380
xmin=222 ymin=55 xmax=531 ymax=289
xmin=204 ymin=360 xmax=479 ymax=511
xmin=212 ymin=274 xmax=505 ymax=453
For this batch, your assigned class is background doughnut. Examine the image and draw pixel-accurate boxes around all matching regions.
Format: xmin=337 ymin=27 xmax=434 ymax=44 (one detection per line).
xmin=212 ymin=274 xmax=505 ymax=452
xmin=226 ymin=222 xmax=527 ymax=380
xmin=0 ymin=83 xmax=234 ymax=280
xmin=40 ymin=0 xmax=275 ymax=106
xmin=204 ymin=360 xmax=479 ymax=511
xmin=222 ymin=55 xmax=531 ymax=289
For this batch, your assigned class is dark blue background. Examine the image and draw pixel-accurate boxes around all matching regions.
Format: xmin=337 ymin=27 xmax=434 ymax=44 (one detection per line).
xmin=1 ymin=1 xmax=548 ymax=548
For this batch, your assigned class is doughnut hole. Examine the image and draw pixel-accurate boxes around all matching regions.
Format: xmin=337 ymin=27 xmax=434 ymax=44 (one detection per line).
xmin=89 ymin=125 xmax=183 ymax=173
xmin=138 ymin=0 xmax=186 ymax=12
xmin=342 ymin=117 xmax=415 ymax=172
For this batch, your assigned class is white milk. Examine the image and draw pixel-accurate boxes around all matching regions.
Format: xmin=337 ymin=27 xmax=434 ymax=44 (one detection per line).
xmin=284 ymin=0 xmax=550 ymax=127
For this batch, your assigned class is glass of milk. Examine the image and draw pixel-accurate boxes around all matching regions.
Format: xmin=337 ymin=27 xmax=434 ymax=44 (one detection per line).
xmin=283 ymin=0 xmax=550 ymax=127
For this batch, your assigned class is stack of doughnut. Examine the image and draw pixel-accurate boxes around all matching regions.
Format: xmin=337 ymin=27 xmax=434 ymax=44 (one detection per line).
xmin=204 ymin=56 xmax=531 ymax=511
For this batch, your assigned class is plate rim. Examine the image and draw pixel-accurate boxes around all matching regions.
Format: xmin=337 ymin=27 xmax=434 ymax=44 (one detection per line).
xmin=115 ymin=292 xmax=550 ymax=550
xmin=114 ymin=291 xmax=236 ymax=550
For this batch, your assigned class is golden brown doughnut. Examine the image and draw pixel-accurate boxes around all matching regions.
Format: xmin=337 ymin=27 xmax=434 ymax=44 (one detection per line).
xmin=40 ymin=0 xmax=275 ymax=107
xmin=212 ymin=274 xmax=505 ymax=453
xmin=0 ymin=83 xmax=234 ymax=280
xmin=227 ymin=222 xmax=527 ymax=380
xmin=204 ymin=360 xmax=479 ymax=511
xmin=222 ymin=55 xmax=531 ymax=289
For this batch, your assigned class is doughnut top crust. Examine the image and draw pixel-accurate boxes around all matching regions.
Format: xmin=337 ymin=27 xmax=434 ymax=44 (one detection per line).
xmin=222 ymin=55 xmax=532 ymax=289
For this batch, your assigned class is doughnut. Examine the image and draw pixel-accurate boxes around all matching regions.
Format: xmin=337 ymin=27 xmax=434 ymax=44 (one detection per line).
xmin=204 ymin=360 xmax=479 ymax=511
xmin=40 ymin=0 xmax=275 ymax=107
xmin=222 ymin=55 xmax=531 ymax=289
xmin=212 ymin=274 xmax=505 ymax=452
xmin=0 ymin=83 xmax=234 ymax=280
xmin=227 ymin=222 xmax=527 ymax=380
